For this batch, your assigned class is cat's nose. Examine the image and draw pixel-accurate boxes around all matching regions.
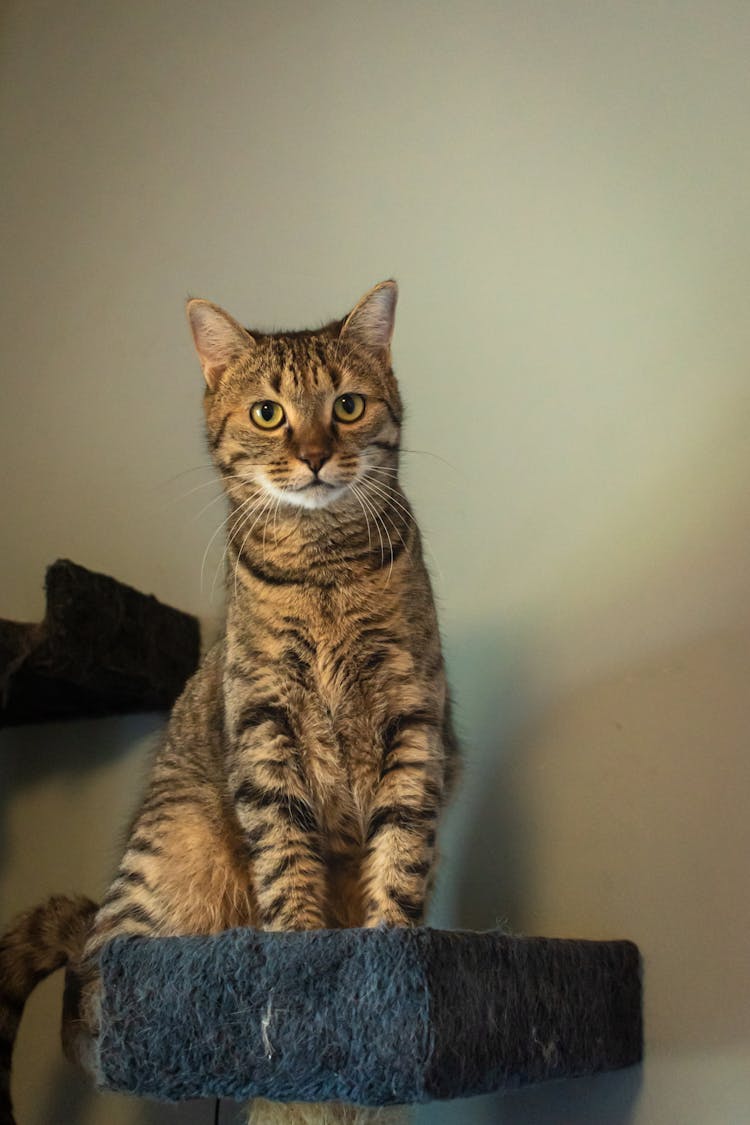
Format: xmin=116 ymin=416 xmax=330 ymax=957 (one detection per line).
xmin=298 ymin=450 xmax=330 ymax=475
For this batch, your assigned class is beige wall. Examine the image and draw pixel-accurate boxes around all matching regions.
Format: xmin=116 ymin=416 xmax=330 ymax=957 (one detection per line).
xmin=2 ymin=2 xmax=749 ymax=1122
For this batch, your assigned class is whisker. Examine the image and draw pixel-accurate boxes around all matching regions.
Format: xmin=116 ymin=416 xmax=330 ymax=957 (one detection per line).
xmin=361 ymin=470 xmax=410 ymax=497
xmin=155 ymin=472 xmax=255 ymax=516
xmin=358 ymin=485 xmax=384 ymax=570
xmin=422 ymin=538 xmax=445 ymax=585
xmin=169 ymin=478 xmax=223 ymax=504
xmin=159 ymin=464 xmax=216 ymax=485
xmin=234 ymin=492 xmax=276 ymax=597
xmin=400 ymin=447 xmax=462 ymax=475
xmin=180 ymin=472 xmax=250 ymax=498
xmin=274 ymin=490 xmax=304 ymax=547
xmin=360 ymin=476 xmax=414 ymax=524
xmin=373 ymin=502 xmax=395 ymax=584
xmin=191 ymin=488 xmax=232 ymax=524
xmin=349 ymin=483 xmax=373 ymax=553
xmin=360 ymin=480 xmax=413 ymax=572
xmin=366 ymin=486 xmax=411 ymax=560
xmin=201 ymin=487 xmax=264 ymax=595
xmin=363 ymin=467 xmax=402 ymax=485
xmin=363 ymin=465 xmax=423 ymax=493
xmin=221 ymin=491 xmax=270 ymax=575
xmin=210 ymin=488 xmax=267 ymax=599
xmin=272 ymin=485 xmax=289 ymax=547
xmin=263 ymin=491 xmax=283 ymax=562
xmin=367 ymin=487 xmax=412 ymax=547
xmin=358 ymin=485 xmax=394 ymax=583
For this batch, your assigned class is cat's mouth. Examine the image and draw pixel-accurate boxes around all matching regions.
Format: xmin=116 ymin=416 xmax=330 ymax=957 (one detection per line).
xmin=297 ymin=479 xmax=334 ymax=492
xmin=268 ymin=476 xmax=349 ymax=510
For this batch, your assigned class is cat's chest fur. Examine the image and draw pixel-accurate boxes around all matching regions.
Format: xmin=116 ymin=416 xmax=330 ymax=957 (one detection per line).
xmin=224 ymin=579 xmax=418 ymax=818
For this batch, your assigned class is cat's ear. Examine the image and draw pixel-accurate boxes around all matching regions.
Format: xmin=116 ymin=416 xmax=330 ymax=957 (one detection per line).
xmin=186 ymin=298 xmax=255 ymax=389
xmin=339 ymin=280 xmax=398 ymax=360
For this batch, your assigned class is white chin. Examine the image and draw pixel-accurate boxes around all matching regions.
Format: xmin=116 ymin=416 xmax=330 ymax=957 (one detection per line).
xmin=267 ymin=481 xmax=347 ymax=511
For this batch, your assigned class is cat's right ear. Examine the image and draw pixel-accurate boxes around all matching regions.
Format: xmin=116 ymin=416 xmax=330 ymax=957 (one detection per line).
xmin=186 ymin=299 xmax=255 ymax=389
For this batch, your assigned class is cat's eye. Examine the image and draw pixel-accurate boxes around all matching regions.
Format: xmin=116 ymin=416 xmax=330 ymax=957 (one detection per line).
xmin=250 ymin=400 xmax=286 ymax=430
xmin=333 ymin=393 xmax=366 ymax=423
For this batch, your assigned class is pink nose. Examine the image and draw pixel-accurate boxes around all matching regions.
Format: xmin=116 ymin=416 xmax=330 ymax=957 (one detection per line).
xmin=298 ymin=450 xmax=329 ymax=474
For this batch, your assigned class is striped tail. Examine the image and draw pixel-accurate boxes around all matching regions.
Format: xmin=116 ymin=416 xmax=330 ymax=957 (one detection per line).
xmin=0 ymin=894 xmax=97 ymax=1125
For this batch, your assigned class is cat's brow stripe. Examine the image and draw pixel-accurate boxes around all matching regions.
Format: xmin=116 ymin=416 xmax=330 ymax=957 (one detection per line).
xmin=209 ymin=412 xmax=231 ymax=450
xmin=328 ymin=365 xmax=342 ymax=390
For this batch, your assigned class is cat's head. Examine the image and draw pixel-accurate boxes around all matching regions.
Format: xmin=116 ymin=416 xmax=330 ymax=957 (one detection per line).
xmin=187 ymin=281 xmax=401 ymax=512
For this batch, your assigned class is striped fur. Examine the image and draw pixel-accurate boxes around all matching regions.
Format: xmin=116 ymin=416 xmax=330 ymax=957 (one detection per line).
xmin=0 ymin=896 xmax=97 ymax=1125
xmin=0 ymin=281 xmax=458 ymax=1124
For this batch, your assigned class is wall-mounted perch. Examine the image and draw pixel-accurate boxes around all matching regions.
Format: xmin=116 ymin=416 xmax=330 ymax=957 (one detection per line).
xmin=95 ymin=925 xmax=642 ymax=1106
xmin=0 ymin=560 xmax=200 ymax=726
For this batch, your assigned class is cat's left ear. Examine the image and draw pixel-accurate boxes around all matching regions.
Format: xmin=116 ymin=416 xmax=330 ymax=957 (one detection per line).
xmin=186 ymin=298 xmax=255 ymax=389
xmin=339 ymin=280 xmax=398 ymax=360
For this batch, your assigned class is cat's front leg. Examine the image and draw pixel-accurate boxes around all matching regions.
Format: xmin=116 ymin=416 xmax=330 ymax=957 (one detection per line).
xmin=61 ymin=953 xmax=104 ymax=1080
xmin=229 ymin=707 xmax=327 ymax=931
xmin=362 ymin=714 xmax=444 ymax=927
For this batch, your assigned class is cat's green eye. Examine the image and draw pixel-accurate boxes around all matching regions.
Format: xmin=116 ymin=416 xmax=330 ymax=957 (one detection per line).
xmin=333 ymin=393 xmax=366 ymax=423
xmin=250 ymin=400 xmax=286 ymax=430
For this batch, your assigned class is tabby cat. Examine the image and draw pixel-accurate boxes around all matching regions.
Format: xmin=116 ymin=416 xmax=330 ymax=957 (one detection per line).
xmin=0 ymin=280 xmax=459 ymax=1125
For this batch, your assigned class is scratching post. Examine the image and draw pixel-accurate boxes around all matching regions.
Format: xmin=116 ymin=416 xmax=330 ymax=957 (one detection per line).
xmin=0 ymin=559 xmax=200 ymax=725
xmin=94 ymin=926 xmax=642 ymax=1106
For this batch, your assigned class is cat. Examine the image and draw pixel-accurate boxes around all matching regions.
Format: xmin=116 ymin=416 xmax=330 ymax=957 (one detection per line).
xmin=0 ymin=280 xmax=459 ymax=1125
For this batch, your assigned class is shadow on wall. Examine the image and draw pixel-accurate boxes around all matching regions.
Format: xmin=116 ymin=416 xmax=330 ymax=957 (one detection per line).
xmin=447 ymin=628 xmax=535 ymax=932
xmin=0 ymin=713 xmax=163 ymax=889
xmin=419 ymin=626 xmax=645 ymax=1124
xmin=427 ymin=625 xmax=544 ymax=933
xmin=428 ymin=623 xmax=750 ymax=1123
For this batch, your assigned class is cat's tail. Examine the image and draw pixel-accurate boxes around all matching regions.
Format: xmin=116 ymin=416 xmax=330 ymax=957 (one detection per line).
xmin=0 ymin=894 xmax=97 ymax=1125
